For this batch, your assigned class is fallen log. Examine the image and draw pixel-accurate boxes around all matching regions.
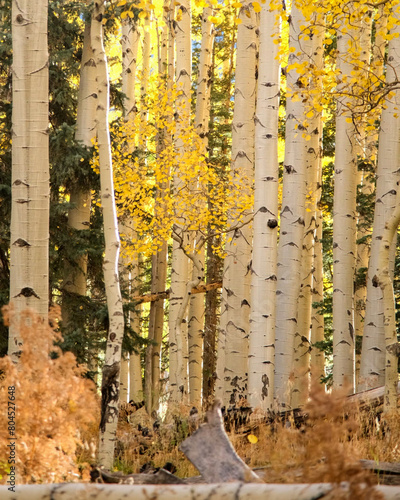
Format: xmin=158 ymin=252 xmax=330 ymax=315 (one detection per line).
xmin=90 ymin=467 xmax=184 ymax=485
xmin=1 ymin=482 xmax=399 ymax=500
xmin=179 ymin=401 xmax=263 ymax=483
xmin=130 ymin=282 xmax=222 ymax=304
xmin=361 ymin=460 xmax=400 ymax=486
xmin=348 ymin=382 xmax=400 ymax=410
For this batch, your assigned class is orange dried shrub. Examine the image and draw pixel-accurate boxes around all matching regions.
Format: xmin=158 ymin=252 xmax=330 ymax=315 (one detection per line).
xmin=0 ymin=306 xmax=99 ymax=484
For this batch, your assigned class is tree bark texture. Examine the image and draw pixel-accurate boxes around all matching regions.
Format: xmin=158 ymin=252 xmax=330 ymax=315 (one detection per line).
xmin=91 ymin=1 xmax=125 ymax=469
xmin=274 ymin=4 xmax=310 ymax=409
xmin=248 ymin=0 xmax=280 ymax=411
xmin=219 ymin=0 xmax=257 ymax=408
xmin=360 ymin=12 xmax=400 ymax=391
xmin=332 ymin=17 xmax=360 ymax=392
xmin=9 ymin=0 xmax=49 ymax=360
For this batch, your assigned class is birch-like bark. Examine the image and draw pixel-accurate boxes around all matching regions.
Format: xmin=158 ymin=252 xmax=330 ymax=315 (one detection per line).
xmin=248 ymin=1 xmax=280 ymax=411
xmin=360 ymin=13 xmax=400 ymax=391
xmin=121 ymin=15 xmax=142 ymax=403
xmin=188 ymin=8 xmax=214 ymax=408
xmin=292 ymin=17 xmax=324 ymax=407
xmin=91 ymin=1 xmax=125 ymax=469
xmin=9 ymin=0 xmax=49 ymax=360
xmin=376 ymin=183 xmax=400 ymax=412
xmin=168 ymin=0 xmax=191 ymax=404
xmin=274 ymin=5 xmax=309 ymax=409
xmin=62 ymin=23 xmax=95 ymax=331
xmin=354 ymin=15 xmax=374 ymax=384
xmin=220 ymin=0 xmax=257 ymax=408
xmin=332 ymin=17 xmax=359 ymax=392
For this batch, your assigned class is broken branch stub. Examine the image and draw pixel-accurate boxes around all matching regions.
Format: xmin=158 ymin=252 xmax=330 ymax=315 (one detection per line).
xmin=179 ymin=401 xmax=263 ymax=483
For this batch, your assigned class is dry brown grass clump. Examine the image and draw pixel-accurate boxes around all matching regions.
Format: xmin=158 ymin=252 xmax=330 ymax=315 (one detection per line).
xmin=230 ymin=383 xmax=383 ymax=498
xmin=0 ymin=306 xmax=99 ymax=484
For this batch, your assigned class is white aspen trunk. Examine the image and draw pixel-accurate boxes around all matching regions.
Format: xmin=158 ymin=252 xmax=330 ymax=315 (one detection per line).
xmin=359 ymin=14 xmax=400 ymax=391
xmin=62 ymin=22 xmax=96 ymax=372
xmin=188 ymin=245 xmax=205 ymax=407
xmin=122 ymin=17 xmax=139 ymax=121
xmin=220 ymin=0 xmax=257 ymax=409
xmin=248 ymin=0 xmax=280 ymax=411
xmin=332 ymin=19 xmax=359 ymax=392
xmin=376 ymin=185 xmax=400 ymax=412
xmin=292 ymin=19 xmax=324 ymax=408
xmin=168 ymin=0 xmax=191 ymax=404
xmin=187 ymin=8 xmax=214 ymax=408
xmin=310 ymin=180 xmax=325 ymax=380
xmin=274 ymin=5 xmax=309 ymax=409
xmin=9 ymin=0 xmax=49 ymax=360
xmin=354 ymin=16 xmax=374 ymax=385
xmin=91 ymin=2 xmax=125 ymax=469
xmin=309 ymin=24 xmax=325 ymax=379
xmin=121 ymin=15 xmax=142 ymax=404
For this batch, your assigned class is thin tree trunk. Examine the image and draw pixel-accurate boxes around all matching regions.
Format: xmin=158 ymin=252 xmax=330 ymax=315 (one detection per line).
xmin=360 ymin=12 xmax=400 ymax=391
xmin=332 ymin=14 xmax=359 ymax=392
xmin=188 ymin=8 xmax=214 ymax=408
xmin=62 ymin=25 xmax=95 ymax=336
xmin=292 ymin=16 xmax=324 ymax=407
xmin=91 ymin=1 xmax=125 ymax=469
xmin=168 ymin=0 xmax=191 ymax=404
xmin=9 ymin=0 xmax=49 ymax=360
xmin=248 ymin=0 xmax=280 ymax=411
xmin=376 ymin=186 xmax=400 ymax=413
xmin=220 ymin=0 xmax=257 ymax=408
xmin=274 ymin=5 xmax=309 ymax=409
xmin=121 ymin=15 xmax=142 ymax=403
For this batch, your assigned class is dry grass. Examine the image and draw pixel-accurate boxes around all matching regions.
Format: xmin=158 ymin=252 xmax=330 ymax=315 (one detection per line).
xmin=0 ymin=306 xmax=99 ymax=484
xmin=115 ymin=381 xmax=398 ymax=498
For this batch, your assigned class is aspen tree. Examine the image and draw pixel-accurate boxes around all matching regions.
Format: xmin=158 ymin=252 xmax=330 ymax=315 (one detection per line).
xmin=274 ymin=3 xmax=310 ymax=409
xmin=332 ymin=5 xmax=362 ymax=392
xmin=146 ymin=3 xmax=169 ymax=412
xmin=214 ymin=27 xmax=236 ymax=404
xmin=120 ymin=14 xmax=142 ymax=403
xmin=376 ymin=181 xmax=400 ymax=412
xmin=248 ymin=0 xmax=280 ymax=411
xmin=91 ymin=1 xmax=125 ymax=468
xmin=292 ymin=16 xmax=324 ymax=408
xmin=360 ymin=8 xmax=400 ymax=391
xmin=188 ymin=7 xmax=214 ymax=408
xmin=168 ymin=0 xmax=192 ymax=404
xmin=9 ymin=0 xmax=49 ymax=360
xmin=62 ymin=24 xmax=95 ymax=339
xmin=219 ymin=0 xmax=257 ymax=408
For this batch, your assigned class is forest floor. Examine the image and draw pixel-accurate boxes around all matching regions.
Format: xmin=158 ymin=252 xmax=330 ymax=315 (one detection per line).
xmin=92 ymin=384 xmax=400 ymax=486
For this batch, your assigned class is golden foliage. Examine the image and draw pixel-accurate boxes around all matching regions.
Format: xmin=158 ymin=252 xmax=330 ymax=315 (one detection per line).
xmin=92 ymin=76 xmax=253 ymax=259
xmin=0 ymin=307 xmax=99 ymax=484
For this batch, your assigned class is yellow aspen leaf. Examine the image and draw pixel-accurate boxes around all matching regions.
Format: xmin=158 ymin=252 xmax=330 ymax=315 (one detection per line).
xmin=117 ymin=0 xmax=127 ymax=5
xmin=209 ymin=15 xmax=219 ymax=23
xmin=232 ymin=1 xmax=242 ymax=6
xmin=247 ymin=434 xmax=258 ymax=444
xmin=252 ymin=1 xmax=261 ymax=12
xmin=306 ymin=110 xmax=314 ymax=119
xmin=345 ymin=117 xmax=352 ymax=123
xmin=235 ymin=18 xmax=242 ymax=24
xmin=121 ymin=10 xmax=128 ymax=19
xmin=127 ymin=10 xmax=134 ymax=18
